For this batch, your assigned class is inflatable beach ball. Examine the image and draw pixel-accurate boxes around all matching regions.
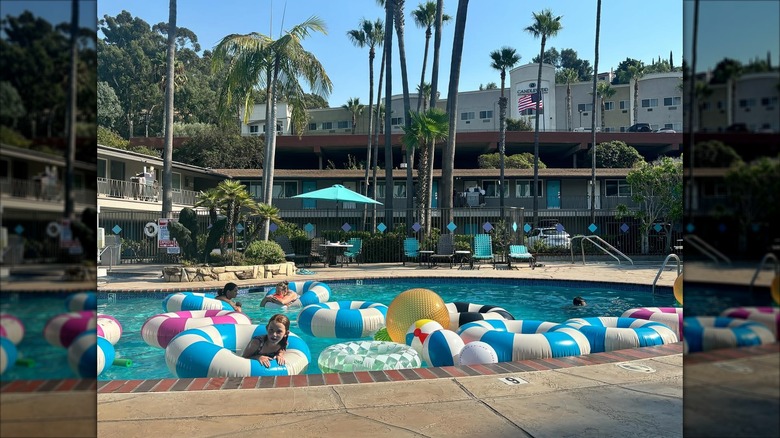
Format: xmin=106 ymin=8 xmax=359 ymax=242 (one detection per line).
xmin=66 ymin=292 xmax=97 ymax=312
xmin=405 ymin=319 xmax=445 ymax=357
xmin=458 ymin=341 xmax=498 ymax=366
xmin=1 ymin=337 xmax=18 ymax=375
xmin=0 ymin=313 xmax=25 ymax=345
xmin=386 ymin=288 xmax=450 ymax=344
xmin=422 ymin=329 xmax=465 ymax=367
xmin=97 ymin=314 xmax=123 ymax=345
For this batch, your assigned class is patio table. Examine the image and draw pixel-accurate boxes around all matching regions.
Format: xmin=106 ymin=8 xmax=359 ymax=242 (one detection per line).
xmin=455 ymin=250 xmax=472 ymax=269
xmin=418 ymin=250 xmax=434 ymax=268
xmin=320 ymin=243 xmax=352 ymax=267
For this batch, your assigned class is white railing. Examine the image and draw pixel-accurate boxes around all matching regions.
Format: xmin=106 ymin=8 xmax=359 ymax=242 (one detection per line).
xmin=0 ymin=178 xmax=95 ymax=204
xmin=571 ymin=234 xmax=634 ymax=265
xmin=97 ymin=177 xmax=197 ymax=206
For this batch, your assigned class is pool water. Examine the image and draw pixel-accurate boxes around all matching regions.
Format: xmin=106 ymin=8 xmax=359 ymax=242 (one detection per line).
xmin=2 ymin=279 xmax=676 ymax=381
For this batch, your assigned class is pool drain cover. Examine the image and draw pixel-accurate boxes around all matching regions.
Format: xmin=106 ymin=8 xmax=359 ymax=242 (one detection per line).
xmin=713 ymin=362 xmax=753 ymax=374
xmin=616 ymin=363 xmax=656 ymax=373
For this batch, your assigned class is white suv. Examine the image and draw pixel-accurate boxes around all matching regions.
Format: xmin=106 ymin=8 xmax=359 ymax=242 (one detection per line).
xmin=527 ymin=227 xmax=572 ymax=250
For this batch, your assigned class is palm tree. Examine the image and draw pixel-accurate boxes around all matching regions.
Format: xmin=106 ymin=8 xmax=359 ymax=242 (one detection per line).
xmin=489 ymin=46 xmax=521 ymax=218
xmin=525 ymin=9 xmax=562 ymax=227
xmin=412 ymin=1 xmax=451 ymax=112
xmin=213 ymin=17 xmax=332 ymax=240
xmin=560 ymin=68 xmax=578 ymax=131
xmin=590 ymin=0 xmax=602 ymax=226
xmin=342 ymin=97 xmax=365 ymax=135
xmin=403 ymin=108 xmax=448 ymax=234
xmin=216 ymin=179 xmax=257 ymax=250
xmin=64 ymin=0 xmax=78 ymax=219
xmin=195 ymin=188 xmax=221 ymax=224
xmin=161 ymin=0 xmax=177 ymax=218
xmin=441 ymin=0 xmax=470 ymax=227
xmin=382 ymin=0 xmax=394 ymax=226
xmin=625 ymin=62 xmax=645 ymax=124
xmin=416 ymin=82 xmax=432 ymax=112
xmin=429 ymin=0 xmax=445 ymax=112
xmin=596 ymin=81 xmax=615 ymax=130
xmin=247 ymin=202 xmax=282 ymax=244
xmin=695 ymin=81 xmax=712 ymax=131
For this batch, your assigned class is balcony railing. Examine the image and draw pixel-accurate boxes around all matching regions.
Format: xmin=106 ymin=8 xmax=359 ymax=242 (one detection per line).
xmin=0 ymin=178 xmax=95 ymax=205
xmin=97 ymin=177 xmax=197 ymax=206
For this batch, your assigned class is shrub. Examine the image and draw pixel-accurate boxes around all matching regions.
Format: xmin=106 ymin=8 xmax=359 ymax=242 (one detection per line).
xmin=209 ymin=251 xmax=247 ymax=266
xmin=244 ymin=240 xmax=286 ymax=265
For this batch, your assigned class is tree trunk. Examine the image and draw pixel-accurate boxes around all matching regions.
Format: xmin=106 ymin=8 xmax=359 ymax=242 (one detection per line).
xmin=371 ymin=48 xmax=386 ymax=230
xmin=262 ymin=59 xmax=281 ymax=241
xmin=394 ymin=0 xmax=415 ymax=229
xmin=566 ymin=84 xmax=572 ymax=131
xmin=590 ymin=0 xmax=601 ymax=226
xmin=383 ymin=0 xmax=394 ymax=229
xmin=417 ymin=28 xmax=432 ymax=112
xmin=429 ymin=0 xmax=444 ymax=111
xmin=363 ymin=47 xmax=376 ymax=232
xmin=532 ymin=39 xmax=545 ymax=228
xmin=161 ymin=0 xmax=177 ymax=218
xmin=64 ymin=0 xmax=78 ymax=219
xmin=498 ymin=96 xmax=507 ymax=219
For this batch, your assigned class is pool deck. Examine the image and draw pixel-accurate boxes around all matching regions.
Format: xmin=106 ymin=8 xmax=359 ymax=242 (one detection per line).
xmin=2 ymin=260 xmax=778 ymax=437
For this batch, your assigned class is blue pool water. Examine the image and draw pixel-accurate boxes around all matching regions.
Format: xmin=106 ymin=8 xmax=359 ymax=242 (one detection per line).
xmin=2 ymin=279 xmax=679 ymax=381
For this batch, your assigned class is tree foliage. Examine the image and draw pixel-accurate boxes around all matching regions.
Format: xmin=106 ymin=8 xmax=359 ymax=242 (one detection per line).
xmin=586 ymin=141 xmax=643 ymax=168
xmin=725 ymin=156 xmax=780 ymax=250
xmin=174 ymin=125 xmax=264 ymax=168
xmin=478 ymin=152 xmax=545 ymax=169
xmin=612 ymin=58 xmax=644 ymax=84
xmin=506 ymin=117 xmax=533 ymax=131
xmin=97 ymin=81 xmax=122 ymax=128
xmin=693 ymin=140 xmax=743 ymax=167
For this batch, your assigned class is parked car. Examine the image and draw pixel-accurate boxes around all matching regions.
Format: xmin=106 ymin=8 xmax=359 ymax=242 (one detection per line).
xmin=573 ymin=127 xmax=601 ymax=132
xmin=527 ymin=227 xmax=572 ymax=250
xmin=654 ymin=128 xmax=676 ymax=133
xmin=627 ymin=123 xmax=651 ymax=132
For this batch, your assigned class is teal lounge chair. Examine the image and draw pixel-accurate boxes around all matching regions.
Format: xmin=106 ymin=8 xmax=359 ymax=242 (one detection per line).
xmin=402 ymin=237 xmax=420 ymax=266
xmin=508 ymin=244 xmax=535 ymax=269
xmin=343 ymin=237 xmax=363 ymax=266
xmin=472 ymin=234 xmax=494 ymax=269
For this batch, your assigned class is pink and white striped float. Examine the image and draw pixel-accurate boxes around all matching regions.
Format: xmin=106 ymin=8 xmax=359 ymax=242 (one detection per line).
xmin=720 ymin=307 xmax=780 ymax=337
xmin=142 ymin=310 xmax=251 ymax=348
xmin=621 ymin=307 xmax=683 ymax=339
xmin=0 ymin=313 xmax=25 ymax=345
xmin=97 ymin=314 xmax=123 ymax=345
xmin=44 ymin=311 xmax=96 ymax=348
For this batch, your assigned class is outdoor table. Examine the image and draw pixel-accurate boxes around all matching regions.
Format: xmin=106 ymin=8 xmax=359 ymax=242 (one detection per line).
xmin=320 ymin=243 xmax=352 ymax=267
xmin=455 ymin=250 xmax=472 ymax=269
xmin=418 ymin=250 xmax=434 ymax=268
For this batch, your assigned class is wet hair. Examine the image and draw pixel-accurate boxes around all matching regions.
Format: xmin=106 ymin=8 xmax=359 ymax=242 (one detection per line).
xmin=267 ymin=314 xmax=291 ymax=350
xmin=573 ymin=296 xmax=586 ymax=306
xmin=218 ymin=282 xmax=238 ymax=297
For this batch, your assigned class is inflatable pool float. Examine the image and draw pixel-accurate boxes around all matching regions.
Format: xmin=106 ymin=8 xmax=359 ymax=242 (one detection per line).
xmin=142 ymin=310 xmax=251 ymax=348
xmin=458 ymin=319 xmax=591 ymax=362
xmin=162 ymin=292 xmax=235 ymax=312
xmin=421 ymin=329 xmax=465 ymax=367
xmin=1 ymin=337 xmax=18 ymax=375
xmin=44 ymin=311 xmax=96 ymax=348
xmin=621 ymin=307 xmax=684 ymax=339
xmin=97 ymin=314 xmax=123 ymax=345
xmin=261 ymin=281 xmax=331 ymax=309
xmin=318 ymin=340 xmax=421 ymax=373
xmin=445 ymin=301 xmax=515 ymax=331
xmin=67 ymin=329 xmax=101 ymax=378
xmin=683 ymin=316 xmax=776 ymax=353
xmin=165 ymin=324 xmax=310 ymax=378
xmin=298 ymin=301 xmax=388 ymax=338
xmin=720 ymin=307 xmax=780 ymax=337
xmin=0 ymin=313 xmax=25 ymax=345
xmin=564 ymin=317 xmax=678 ymax=353
xmin=65 ymin=292 xmax=97 ymax=311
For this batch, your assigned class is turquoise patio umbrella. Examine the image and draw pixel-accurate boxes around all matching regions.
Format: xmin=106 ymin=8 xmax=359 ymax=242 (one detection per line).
xmin=292 ymin=184 xmax=382 ymax=228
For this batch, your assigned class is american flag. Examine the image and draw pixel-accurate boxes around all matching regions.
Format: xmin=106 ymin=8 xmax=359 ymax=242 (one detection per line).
xmin=517 ymin=93 xmax=543 ymax=112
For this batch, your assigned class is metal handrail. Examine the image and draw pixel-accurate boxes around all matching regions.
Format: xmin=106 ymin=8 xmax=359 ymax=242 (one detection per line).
xmin=652 ymin=253 xmax=682 ymax=294
xmin=571 ymin=235 xmax=633 ymax=265
xmin=683 ymin=234 xmax=731 ymax=265
xmin=749 ymin=252 xmax=779 ymax=292
xmin=98 ymin=244 xmax=121 ymax=271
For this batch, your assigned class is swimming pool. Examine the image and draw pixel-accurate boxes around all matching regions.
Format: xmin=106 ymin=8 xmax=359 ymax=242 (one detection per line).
xmin=1 ymin=279 xmax=675 ymax=381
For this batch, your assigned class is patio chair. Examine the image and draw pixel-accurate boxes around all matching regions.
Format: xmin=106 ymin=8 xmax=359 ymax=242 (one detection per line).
xmin=343 ymin=237 xmax=363 ymax=266
xmin=273 ymin=235 xmax=309 ymax=266
xmin=402 ymin=237 xmax=420 ymax=266
xmin=472 ymin=234 xmax=494 ymax=269
xmin=508 ymin=244 xmax=535 ymax=269
xmin=309 ymin=237 xmax=326 ymax=268
xmin=429 ymin=234 xmax=455 ymax=268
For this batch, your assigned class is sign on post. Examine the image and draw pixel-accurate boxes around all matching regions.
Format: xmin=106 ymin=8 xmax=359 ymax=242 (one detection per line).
xmin=157 ymin=218 xmax=178 ymax=249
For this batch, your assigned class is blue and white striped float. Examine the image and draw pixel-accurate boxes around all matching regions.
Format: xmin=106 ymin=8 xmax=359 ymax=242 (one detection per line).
xmin=622 ymin=307 xmax=684 ymax=340
xmin=65 ymin=292 xmax=97 ymax=312
xmin=142 ymin=310 xmax=251 ymax=349
xmin=683 ymin=316 xmax=776 ymax=353
xmin=97 ymin=314 xmax=123 ymax=345
xmin=445 ymin=302 xmax=515 ymax=332
xmin=720 ymin=307 xmax=780 ymax=337
xmin=262 ymin=281 xmax=331 ymax=309
xmin=165 ymin=324 xmax=311 ymax=377
xmin=565 ymin=317 xmax=678 ymax=353
xmin=1 ymin=337 xmax=18 ymax=375
xmin=458 ymin=319 xmax=591 ymax=362
xmin=298 ymin=301 xmax=388 ymax=338
xmin=162 ymin=292 xmax=234 ymax=312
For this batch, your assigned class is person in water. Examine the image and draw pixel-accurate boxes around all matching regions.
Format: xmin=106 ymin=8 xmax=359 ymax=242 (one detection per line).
xmin=242 ymin=314 xmax=290 ymax=367
xmin=261 ymin=281 xmax=299 ymax=307
xmin=215 ymin=282 xmax=243 ymax=312
xmin=573 ymin=296 xmax=587 ymax=306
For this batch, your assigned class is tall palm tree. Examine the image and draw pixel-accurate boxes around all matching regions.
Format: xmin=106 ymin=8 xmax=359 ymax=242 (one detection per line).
xmin=382 ymin=0 xmax=395 ymax=224
xmin=416 ymin=82 xmax=432 ymax=112
xmin=525 ymin=9 xmax=562 ymax=227
xmin=216 ymin=179 xmax=257 ymax=251
xmin=626 ymin=62 xmax=645 ymax=124
xmin=341 ymin=97 xmax=365 ymax=135
xmin=489 ymin=46 xmax=521 ymax=218
xmin=64 ymin=0 xmax=78 ymax=219
xmin=429 ymin=0 xmax=444 ymax=112
xmin=590 ymin=0 xmax=602 ymax=226
xmin=441 ymin=0 xmax=470 ymax=227
xmin=596 ymin=81 xmax=615 ymax=130
xmin=695 ymin=81 xmax=712 ymax=131
xmin=560 ymin=68 xmax=578 ymax=131
xmin=412 ymin=1 xmax=451 ymax=112
xmin=161 ymin=0 xmax=177 ymax=218
xmin=213 ymin=17 xmax=332 ymax=240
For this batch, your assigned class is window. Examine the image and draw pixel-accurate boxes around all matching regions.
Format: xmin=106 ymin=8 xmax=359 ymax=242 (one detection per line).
xmin=619 ymin=100 xmax=629 ymax=110
xmin=377 ymin=182 xmax=406 ymax=198
xmin=738 ymin=98 xmax=756 ymax=108
xmin=262 ymin=122 xmax=282 ymax=133
xmin=249 ymin=125 xmax=259 ymax=133
xmin=479 ymin=110 xmax=493 ymax=119
xmin=460 ymin=112 xmax=475 ymax=121
xmin=172 ymin=172 xmax=181 ymax=191
xmin=577 ymin=103 xmax=594 ymax=112
xmin=641 ymin=98 xmax=659 ymax=108
xmin=308 ymin=123 xmax=317 ymax=131
xmin=97 ymin=159 xmax=106 ymax=179
xmin=702 ymin=182 xmax=728 ymax=198
xmin=761 ymin=97 xmax=778 ymax=106
xmin=515 ymin=180 xmax=542 ymax=197
xmin=604 ymin=101 xmax=614 ymax=111
xmin=716 ymin=101 xmax=724 ymax=110
xmin=337 ymin=120 xmax=349 ymax=129
xmin=664 ymin=97 xmax=681 ymax=106
xmin=605 ymin=179 xmax=631 ymax=197
xmin=391 ymin=117 xmax=403 ymax=126
xmin=701 ymin=102 xmax=711 ymax=110
xmin=272 ymin=181 xmax=298 ymax=198
xmin=482 ymin=180 xmax=508 ymax=198
xmin=322 ymin=122 xmax=333 ymax=130
xmin=248 ymin=181 xmax=263 ymax=198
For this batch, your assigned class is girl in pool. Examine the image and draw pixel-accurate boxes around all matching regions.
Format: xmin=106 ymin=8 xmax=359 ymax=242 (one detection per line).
xmin=215 ymin=282 xmax=243 ymax=312
xmin=260 ymin=281 xmax=299 ymax=307
xmin=242 ymin=314 xmax=290 ymax=367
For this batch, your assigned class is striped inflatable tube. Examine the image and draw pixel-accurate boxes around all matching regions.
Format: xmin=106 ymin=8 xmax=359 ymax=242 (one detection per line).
xmin=565 ymin=317 xmax=678 ymax=353
xmin=445 ymin=302 xmax=515 ymax=331
xmin=44 ymin=311 xmax=96 ymax=348
xmin=66 ymin=329 xmax=101 ymax=378
xmin=720 ymin=307 xmax=780 ymax=337
xmin=165 ymin=324 xmax=311 ymax=378
xmin=162 ymin=292 xmax=234 ymax=312
xmin=683 ymin=316 xmax=776 ymax=353
xmin=1 ymin=337 xmax=18 ymax=375
xmin=97 ymin=314 xmax=123 ymax=345
xmin=0 ymin=313 xmax=25 ymax=345
xmin=142 ymin=310 xmax=252 ymax=348
xmin=261 ymin=281 xmax=331 ymax=309
xmin=622 ymin=307 xmax=684 ymax=339
xmin=318 ymin=341 xmax=421 ymax=373
xmin=457 ymin=319 xmax=591 ymax=362
xmin=298 ymin=301 xmax=388 ymax=338
xmin=65 ymin=291 xmax=97 ymax=311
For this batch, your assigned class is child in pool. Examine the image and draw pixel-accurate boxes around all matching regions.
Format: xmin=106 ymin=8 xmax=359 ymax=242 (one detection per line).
xmin=242 ymin=314 xmax=290 ymax=367
xmin=215 ymin=282 xmax=243 ymax=312
xmin=260 ymin=281 xmax=299 ymax=307
xmin=573 ymin=296 xmax=587 ymax=306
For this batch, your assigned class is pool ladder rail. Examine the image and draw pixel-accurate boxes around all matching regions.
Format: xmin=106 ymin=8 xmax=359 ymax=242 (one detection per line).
xmin=652 ymin=253 xmax=682 ymax=294
xmin=684 ymin=234 xmax=731 ymax=265
xmin=570 ymin=235 xmax=633 ymax=266
xmin=750 ymin=252 xmax=779 ymax=292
